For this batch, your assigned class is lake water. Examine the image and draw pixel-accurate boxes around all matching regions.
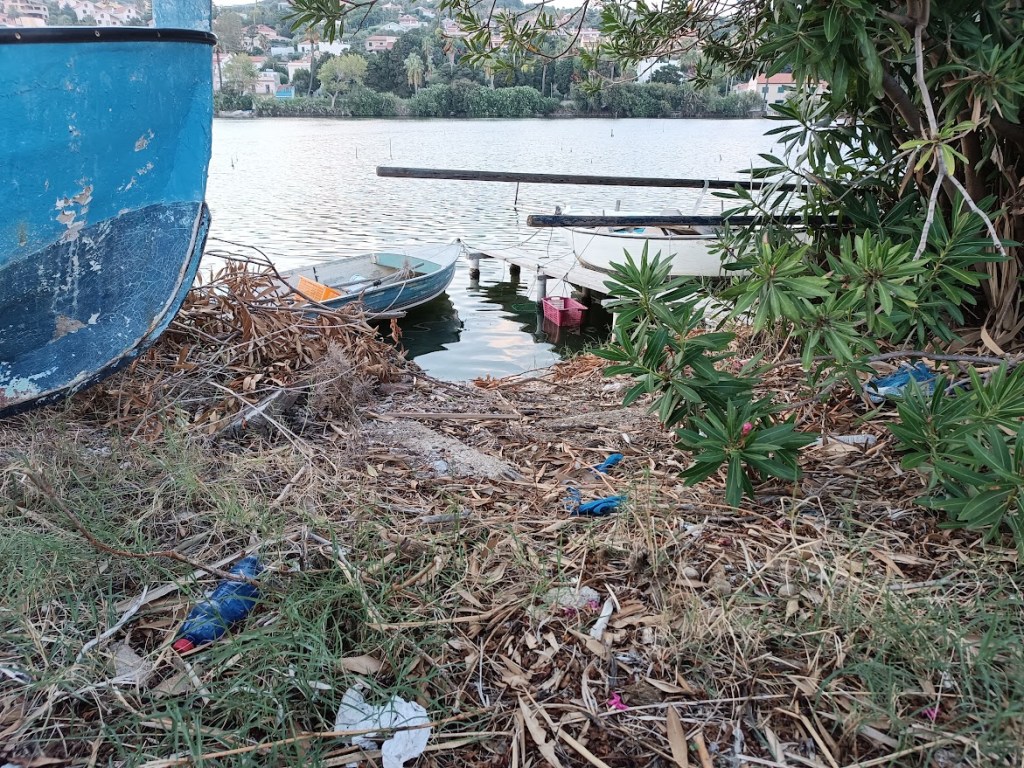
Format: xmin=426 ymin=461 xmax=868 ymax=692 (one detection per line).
xmin=205 ymin=117 xmax=779 ymax=380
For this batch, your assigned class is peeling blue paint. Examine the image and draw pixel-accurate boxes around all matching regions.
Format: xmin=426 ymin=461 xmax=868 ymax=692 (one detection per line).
xmin=0 ymin=22 xmax=214 ymax=416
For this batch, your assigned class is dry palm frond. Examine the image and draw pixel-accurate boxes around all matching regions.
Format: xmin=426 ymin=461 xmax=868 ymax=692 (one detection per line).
xmin=75 ymin=256 xmax=405 ymax=435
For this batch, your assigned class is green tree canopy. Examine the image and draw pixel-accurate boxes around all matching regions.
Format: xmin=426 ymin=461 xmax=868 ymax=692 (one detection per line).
xmin=319 ymin=53 xmax=369 ymax=106
xmin=648 ymin=62 xmax=684 ymax=85
xmin=213 ymin=11 xmax=245 ymax=53
xmin=404 ymin=52 xmax=426 ymax=93
xmin=222 ymin=53 xmax=259 ymax=95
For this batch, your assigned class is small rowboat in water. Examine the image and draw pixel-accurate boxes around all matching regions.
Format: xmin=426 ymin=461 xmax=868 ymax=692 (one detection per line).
xmin=0 ymin=5 xmax=215 ymax=417
xmin=280 ymin=244 xmax=461 ymax=317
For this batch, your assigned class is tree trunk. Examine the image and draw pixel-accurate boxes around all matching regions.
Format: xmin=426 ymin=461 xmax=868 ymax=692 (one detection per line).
xmin=308 ymin=44 xmax=317 ymax=98
xmin=541 ymin=64 xmax=547 ymax=97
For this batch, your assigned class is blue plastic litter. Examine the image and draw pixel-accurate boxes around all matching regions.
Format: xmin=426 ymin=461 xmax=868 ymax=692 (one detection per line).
xmin=864 ymin=362 xmax=937 ymax=403
xmin=172 ymin=556 xmax=263 ymax=652
xmin=565 ymin=486 xmax=625 ymax=517
xmin=574 ymin=496 xmax=625 ymax=516
xmin=591 ymin=453 xmax=624 ymax=474
xmin=565 ymin=487 xmax=583 ymax=509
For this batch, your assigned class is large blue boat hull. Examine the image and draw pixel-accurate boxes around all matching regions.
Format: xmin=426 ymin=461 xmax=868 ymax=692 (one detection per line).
xmin=0 ymin=28 xmax=215 ymax=416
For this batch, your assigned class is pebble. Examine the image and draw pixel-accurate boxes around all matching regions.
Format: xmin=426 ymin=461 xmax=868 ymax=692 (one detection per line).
xmin=710 ymin=580 xmax=732 ymax=597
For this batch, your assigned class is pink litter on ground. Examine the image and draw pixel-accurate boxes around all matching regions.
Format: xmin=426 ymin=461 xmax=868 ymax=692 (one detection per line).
xmin=607 ymin=692 xmax=628 ymax=711
xmin=923 ymin=706 xmax=940 ymax=721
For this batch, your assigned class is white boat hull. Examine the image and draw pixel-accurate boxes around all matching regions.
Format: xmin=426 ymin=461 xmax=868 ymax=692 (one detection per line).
xmin=569 ymin=226 xmax=729 ymax=277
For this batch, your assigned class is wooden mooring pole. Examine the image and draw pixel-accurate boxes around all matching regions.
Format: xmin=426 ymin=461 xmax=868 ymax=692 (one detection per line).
xmin=536 ymin=271 xmax=548 ymax=302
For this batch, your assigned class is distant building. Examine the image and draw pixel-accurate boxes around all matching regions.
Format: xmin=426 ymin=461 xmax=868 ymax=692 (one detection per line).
xmin=0 ymin=0 xmax=48 ymax=26
xmin=285 ymin=58 xmax=312 ymax=82
xmin=290 ymin=39 xmax=350 ymax=56
xmin=577 ymin=28 xmax=600 ymax=49
xmin=66 ymin=0 xmax=136 ymax=25
xmin=244 ymin=23 xmax=289 ymax=51
xmin=440 ymin=18 xmax=465 ymax=38
xmin=255 ymin=70 xmax=281 ymax=96
xmin=735 ymin=73 xmax=794 ymax=105
xmin=734 ymin=73 xmax=825 ymax=106
xmin=365 ymin=35 xmax=397 ymax=52
xmin=397 ymin=13 xmax=421 ymax=29
xmin=276 ymin=84 xmax=296 ymax=99
xmin=636 ymin=58 xmax=671 ymax=83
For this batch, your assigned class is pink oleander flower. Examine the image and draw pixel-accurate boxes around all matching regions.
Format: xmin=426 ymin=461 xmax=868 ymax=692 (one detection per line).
xmin=585 ymin=599 xmax=601 ymax=612
xmin=741 ymin=422 xmax=754 ymax=437
xmin=607 ymin=692 xmax=628 ymax=711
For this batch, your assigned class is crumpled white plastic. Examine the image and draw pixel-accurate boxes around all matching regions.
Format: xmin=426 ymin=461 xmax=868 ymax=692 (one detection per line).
xmin=334 ymin=687 xmax=431 ymax=768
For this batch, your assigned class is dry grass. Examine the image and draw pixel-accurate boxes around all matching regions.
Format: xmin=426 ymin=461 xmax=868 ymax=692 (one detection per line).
xmin=2 ymin=264 xmax=1023 ymax=768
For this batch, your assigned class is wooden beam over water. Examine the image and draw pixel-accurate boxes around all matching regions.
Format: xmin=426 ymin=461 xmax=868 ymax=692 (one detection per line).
xmin=527 ymin=214 xmax=825 ymax=227
xmin=377 ymin=165 xmax=800 ymax=192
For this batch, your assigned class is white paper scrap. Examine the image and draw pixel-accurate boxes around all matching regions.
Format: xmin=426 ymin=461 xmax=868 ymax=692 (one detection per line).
xmin=334 ymin=687 xmax=431 ymax=768
xmin=589 ymin=597 xmax=616 ymax=641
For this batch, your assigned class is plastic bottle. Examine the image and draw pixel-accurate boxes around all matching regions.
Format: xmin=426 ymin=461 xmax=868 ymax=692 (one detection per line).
xmin=172 ymin=556 xmax=264 ymax=652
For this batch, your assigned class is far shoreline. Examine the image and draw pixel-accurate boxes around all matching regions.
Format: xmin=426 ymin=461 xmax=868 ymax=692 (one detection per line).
xmin=215 ymin=111 xmax=766 ymax=120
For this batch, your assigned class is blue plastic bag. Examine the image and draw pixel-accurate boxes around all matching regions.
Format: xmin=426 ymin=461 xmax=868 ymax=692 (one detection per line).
xmin=864 ymin=362 xmax=937 ymax=403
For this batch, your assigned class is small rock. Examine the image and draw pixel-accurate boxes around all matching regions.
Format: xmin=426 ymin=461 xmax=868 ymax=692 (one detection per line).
xmin=777 ymin=583 xmax=798 ymax=598
xmin=681 ymin=566 xmax=700 ymax=580
xmin=710 ymin=579 xmax=732 ymax=597
xmin=706 ymin=564 xmax=731 ymax=597
xmin=377 ymin=383 xmax=412 ymax=396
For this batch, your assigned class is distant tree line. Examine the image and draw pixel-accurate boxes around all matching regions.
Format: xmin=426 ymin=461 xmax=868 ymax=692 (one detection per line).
xmin=213 ymin=24 xmax=767 ymax=119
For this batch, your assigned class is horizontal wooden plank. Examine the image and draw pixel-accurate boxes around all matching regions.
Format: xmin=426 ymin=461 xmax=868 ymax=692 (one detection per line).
xmin=377 ymin=165 xmax=800 ymax=191
xmin=527 ymin=214 xmax=826 ymax=227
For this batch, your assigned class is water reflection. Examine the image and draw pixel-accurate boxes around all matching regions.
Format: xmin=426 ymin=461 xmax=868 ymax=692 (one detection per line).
xmin=206 ymin=117 xmax=778 ymax=380
xmin=392 ymin=292 xmax=463 ymax=359
xmin=400 ymin=255 xmax=614 ymax=380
